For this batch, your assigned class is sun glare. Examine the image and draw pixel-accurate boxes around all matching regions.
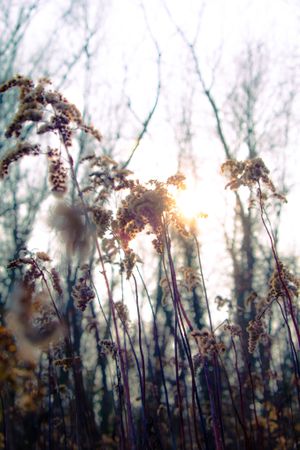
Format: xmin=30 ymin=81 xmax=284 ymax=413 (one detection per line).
xmin=173 ymin=182 xmax=208 ymax=223
xmin=176 ymin=188 xmax=201 ymax=220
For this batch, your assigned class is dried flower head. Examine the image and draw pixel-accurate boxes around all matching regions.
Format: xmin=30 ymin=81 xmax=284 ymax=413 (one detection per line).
xmin=159 ymin=276 xmax=172 ymax=306
xmin=221 ymin=157 xmax=286 ymax=201
xmin=48 ymin=202 xmax=92 ymax=258
xmin=99 ymin=339 xmax=117 ymax=358
xmin=7 ymin=256 xmax=42 ymax=291
xmin=72 ymin=265 xmax=95 ymax=311
xmin=0 ymin=141 xmax=40 ymax=178
xmin=36 ymin=251 xmax=51 ymax=262
xmin=50 ymin=268 xmax=63 ymax=296
xmin=101 ymin=237 xmax=119 ymax=262
xmin=0 ymin=75 xmax=101 ymax=144
xmin=254 ymin=263 xmax=300 ymax=320
xmin=0 ymin=326 xmax=18 ymax=385
xmin=120 ymin=249 xmax=140 ymax=279
xmin=215 ymin=295 xmax=231 ymax=311
xmin=84 ymin=154 xmax=134 ymax=202
xmin=54 ymin=356 xmax=81 ymax=371
xmin=116 ymin=182 xmax=173 ymax=252
xmin=47 ymin=147 xmax=68 ymax=196
xmin=178 ymin=267 xmax=201 ymax=292
xmin=88 ymin=205 xmax=112 ymax=237
xmin=267 ymin=261 xmax=299 ymax=304
xmin=191 ymin=328 xmax=225 ymax=358
xmin=114 ymin=301 xmax=130 ymax=328
xmin=6 ymin=284 xmax=62 ymax=361
xmin=166 ymin=173 xmax=186 ymax=189
xmin=0 ymin=74 xmax=34 ymax=95
xmin=223 ymin=323 xmax=242 ymax=337
xmin=247 ymin=318 xmax=266 ymax=353
xmin=193 ymin=353 xmax=204 ymax=372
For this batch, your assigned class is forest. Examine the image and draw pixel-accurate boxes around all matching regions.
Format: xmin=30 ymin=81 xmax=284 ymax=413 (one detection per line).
xmin=0 ymin=1 xmax=300 ymax=449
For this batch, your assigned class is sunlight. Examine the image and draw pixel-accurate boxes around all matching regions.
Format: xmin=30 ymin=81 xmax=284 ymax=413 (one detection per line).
xmin=175 ymin=184 xmax=205 ymax=222
xmin=172 ymin=181 xmax=211 ymax=228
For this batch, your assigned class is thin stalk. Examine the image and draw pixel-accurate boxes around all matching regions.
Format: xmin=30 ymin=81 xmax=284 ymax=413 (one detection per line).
xmin=162 ymin=225 xmax=208 ymax=449
xmin=62 ymin=142 xmax=137 ymax=449
xmin=218 ymin=356 xmax=251 ymax=449
xmin=96 ymin=240 xmax=136 ymax=448
xmin=275 ymin=300 xmax=300 ymax=409
xmin=161 ymin=234 xmax=190 ymax=449
xmin=231 ymin=337 xmax=247 ymax=432
xmin=257 ymin=182 xmax=300 ymax=349
xmin=193 ymin=232 xmax=213 ymax=333
xmin=90 ymin=280 xmax=127 ymax=448
xmin=213 ymin=353 xmax=226 ymax=447
xmin=238 ymin=335 xmax=260 ymax=435
xmin=193 ymin=230 xmax=225 ymax=447
xmin=137 ymin=266 xmax=177 ymax=450
xmin=52 ymin=366 xmax=68 ymax=450
xmin=203 ymin=362 xmax=224 ymax=450
xmin=182 ymin=373 xmax=194 ymax=450
xmin=174 ymin=316 xmax=187 ymax=450
xmin=122 ymin=322 xmax=148 ymax=445
xmin=132 ymin=274 xmax=146 ymax=410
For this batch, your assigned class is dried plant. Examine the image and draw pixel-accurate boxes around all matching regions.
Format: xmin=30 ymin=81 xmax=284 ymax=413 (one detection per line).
xmin=0 ymin=76 xmax=299 ymax=450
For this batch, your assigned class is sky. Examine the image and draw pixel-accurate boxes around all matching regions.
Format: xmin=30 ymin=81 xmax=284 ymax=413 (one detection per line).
xmin=6 ymin=0 xmax=300 ymax=323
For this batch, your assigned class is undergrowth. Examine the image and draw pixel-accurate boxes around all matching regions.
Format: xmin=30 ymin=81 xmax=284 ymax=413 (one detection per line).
xmin=0 ymin=75 xmax=299 ymax=450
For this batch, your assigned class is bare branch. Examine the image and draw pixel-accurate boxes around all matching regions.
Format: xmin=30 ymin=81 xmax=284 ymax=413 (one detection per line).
xmin=163 ymin=1 xmax=232 ymax=159
xmin=122 ymin=3 xmax=161 ymax=168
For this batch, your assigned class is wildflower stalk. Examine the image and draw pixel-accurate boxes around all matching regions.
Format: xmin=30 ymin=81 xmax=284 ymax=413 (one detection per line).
xmin=137 ymin=266 xmax=177 ymax=450
xmin=182 ymin=374 xmax=194 ymax=450
xmin=32 ymin=259 xmax=64 ymax=326
xmin=233 ymin=325 xmax=260 ymax=438
xmin=5 ymin=78 xmax=300 ymax=448
xmin=90 ymin=279 xmax=127 ymax=446
xmin=230 ymin=338 xmax=252 ymax=447
xmin=203 ymin=362 xmax=224 ymax=450
xmin=164 ymin=235 xmax=193 ymax=331
xmin=123 ymin=323 xmax=147 ymax=443
xmin=161 ymin=245 xmax=188 ymax=448
xmin=213 ymin=354 xmax=226 ymax=446
xmin=257 ymin=182 xmax=300 ymax=349
xmin=275 ymin=299 xmax=300 ymax=378
xmin=52 ymin=364 xmax=68 ymax=450
xmin=34 ymin=257 xmax=94 ymax=444
xmin=58 ymin=131 xmax=137 ymax=448
xmin=275 ymin=299 xmax=300 ymax=409
xmin=162 ymin=230 xmax=204 ymax=448
xmin=95 ymin=241 xmax=137 ymax=448
xmin=35 ymin=259 xmax=95 ymax=445
xmin=174 ymin=315 xmax=188 ymax=450
xmin=231 ymin=337 xmax=247 ymax=431
xmin=162 ymin=223 xmax=208 ymax=449
xmin=132 ymin=274 xmax=146 ymax=412
xmin=217 ymin=355 xmax=251 ymax=449
xmin=193 ymin=231 xmax=213 ymax=333
xmin=193 ymin=230 xmax=225 ymax=448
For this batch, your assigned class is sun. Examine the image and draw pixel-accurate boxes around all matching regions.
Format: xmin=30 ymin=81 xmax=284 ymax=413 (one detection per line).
xmin=176 ymin=188 xmax=200 ymax=220
xmin=173 ymin=182 xmax=208 ymax=223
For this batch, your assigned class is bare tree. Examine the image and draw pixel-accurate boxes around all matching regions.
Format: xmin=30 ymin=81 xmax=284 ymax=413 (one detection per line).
xmin=164 ymin=2 xmax=297 ymax=329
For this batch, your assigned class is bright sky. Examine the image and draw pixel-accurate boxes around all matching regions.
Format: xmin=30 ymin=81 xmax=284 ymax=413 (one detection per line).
xmin=18 ymin=0 xmax=300 ymax=324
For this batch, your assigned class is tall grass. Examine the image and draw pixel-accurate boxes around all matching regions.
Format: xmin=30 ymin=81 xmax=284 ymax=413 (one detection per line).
xmin=0 ymin=76 xmax=299 ymax=450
